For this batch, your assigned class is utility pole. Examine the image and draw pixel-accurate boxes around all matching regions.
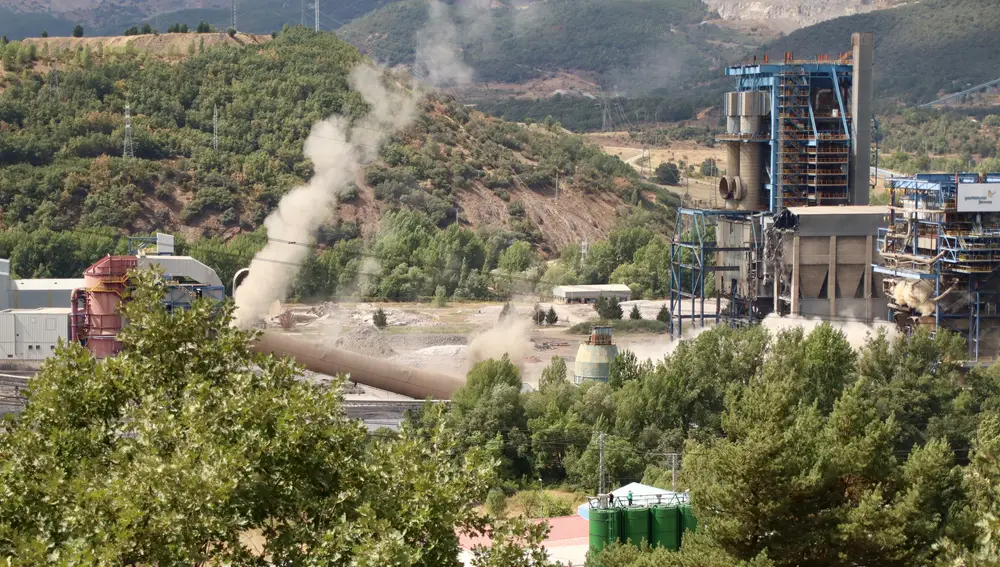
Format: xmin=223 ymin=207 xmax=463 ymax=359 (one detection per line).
xmin=123 ymin=102 xmax=135 ymax=159
xmin=598 ymin=432 xmax=605 ymax=496
xmin=314 ymin=0 xmax=320 ymax=32
xmin=212 ymin=105 xmax=219 ymax=151
xmin=671 ymin=453 xmax=678 ymax=492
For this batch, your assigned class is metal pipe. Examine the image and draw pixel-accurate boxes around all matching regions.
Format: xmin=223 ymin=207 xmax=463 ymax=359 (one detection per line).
xmin=252 ymin=330 xmax=464 ymax=399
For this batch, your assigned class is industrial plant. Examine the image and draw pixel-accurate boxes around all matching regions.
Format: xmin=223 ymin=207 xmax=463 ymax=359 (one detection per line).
xmin=669 ymin=32 xmax=1000 ymax=363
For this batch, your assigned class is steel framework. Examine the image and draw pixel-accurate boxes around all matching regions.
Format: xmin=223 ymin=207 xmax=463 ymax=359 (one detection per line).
xmin=668 ymin=209 xmax=763 ymax=336
xmin=874 ymin=174 xmax=1000 ymax=362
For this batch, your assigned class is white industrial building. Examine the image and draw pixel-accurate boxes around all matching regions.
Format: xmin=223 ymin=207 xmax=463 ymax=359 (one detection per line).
xmin=552 ymin=284 xmax=632 ymax=304
xmin=0 ymin=260 xmax=73 ymax=365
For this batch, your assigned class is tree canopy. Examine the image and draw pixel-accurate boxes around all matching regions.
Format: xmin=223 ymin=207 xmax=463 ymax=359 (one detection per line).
xmin=0 ymin=271 xmax=522 ymax=565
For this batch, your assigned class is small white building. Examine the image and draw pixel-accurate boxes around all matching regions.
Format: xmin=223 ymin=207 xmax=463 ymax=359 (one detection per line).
xmin=552 ymin=284 xmax=632 ymax=304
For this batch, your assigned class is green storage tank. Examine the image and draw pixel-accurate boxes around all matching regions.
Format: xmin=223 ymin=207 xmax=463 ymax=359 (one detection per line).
xmin=624 ymin=507 xmax=651 ymax=547
xmin=589 ymin=508 xmax=613 ymax=552
xmin=651 ymin=505 xmax=681 ymax=551
xmin=608 ymin=507 xmax=625 ymax=547
xmin=680 ymin=504 xmax=698 ymax=536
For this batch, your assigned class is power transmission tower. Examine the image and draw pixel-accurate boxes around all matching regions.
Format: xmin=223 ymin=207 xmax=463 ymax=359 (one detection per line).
xmin=213 ymin=105 xmax=219 ymax=151
xmin=123 ymin=103 xmax=135 ymax=159
xmin=301 ymin=0 xmax=305 ymax=26
xmin=314 ymin=0 xmax=320 ymax=32
xmin=231 ymin=0 xmax=237 ymax=30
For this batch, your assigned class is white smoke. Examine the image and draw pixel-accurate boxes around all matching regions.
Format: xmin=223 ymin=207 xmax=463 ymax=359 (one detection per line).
xmin=234 ymin=65 xmax=417 ymax=327
xmin=415 ymin=0 xmax=475 ymax=87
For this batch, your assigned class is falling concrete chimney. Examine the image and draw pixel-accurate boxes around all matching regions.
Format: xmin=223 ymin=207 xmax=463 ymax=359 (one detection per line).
xmin=850 ymin=32 xmax=874 ymax=205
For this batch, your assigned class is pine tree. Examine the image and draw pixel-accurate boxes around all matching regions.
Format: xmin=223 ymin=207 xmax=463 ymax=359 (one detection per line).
xmin=656 ymin=304 xmax=670 ymax=323
xmin=629 ymin=305 xmax=642 ymax=320
xmin=545 ymin=306 xmax=558 ymax=325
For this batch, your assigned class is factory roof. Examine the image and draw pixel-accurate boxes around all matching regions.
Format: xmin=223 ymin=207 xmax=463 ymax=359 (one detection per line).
xmin=786 ymin=205 xmax=888 ymax=216
xmin=553 ymin=284 xmax=632 ymax=294
xmin=11 ymin=279 xmax=86 ymax=291
xmin=0 ymin=307 xmax=73 ymax=314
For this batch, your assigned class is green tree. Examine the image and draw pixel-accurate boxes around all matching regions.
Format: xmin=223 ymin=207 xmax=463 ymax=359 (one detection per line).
xmin=595 ymin=297 xmax=624 ymax=320
xmin=545 ymin=306 xmax=558 ymax=325
xmin=629 ymin=304 xmax=642 ymax=320
xmin=656 ymin=304 xmax=670 ymax=323
xmin=655 ymin=162 xmax=680 ymax=185
xmin=608 ymin=350 xmax=648 ymax=390
xmin=533 ymin=308 xmax=546 ymax=325
xmin=140 ymin=23 xmax=153 ymax=34
xmin=40 ymin=31 xmax=48 ymax=38
xmin=0 ymin=271 xmax=500 ymax=565
xmin=454 ymin=356 xmax=531 ymax=478
xmin=539 ymin=355 xmax=568 ymax=390
xmin=486 ymin=487 xmax=508 ymax=518
xmin=499 ymin=240 xmax=534 ymax=273
xmin=72 ymin=24 xmax=83 ymax=37
xmin=433 ymin=284 xmax=448 ymax=307
xmin=373 ymin=307 xmax=388 ymax=328
xmin=197 ymin=21 xmax=212 ymax=33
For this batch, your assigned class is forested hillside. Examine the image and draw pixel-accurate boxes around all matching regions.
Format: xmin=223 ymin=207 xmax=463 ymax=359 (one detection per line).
xmin=0 ymin=0 xmax=391 ymax=39
xmin=338 ymin=0 xmax=758 ymax=93
xmin=0 ymin=28 xmax=675 ymax=300
xmin=766 ymin=0 xmax=1000 ymax=103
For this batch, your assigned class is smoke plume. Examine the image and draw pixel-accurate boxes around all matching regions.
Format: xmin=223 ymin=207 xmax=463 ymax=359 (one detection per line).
xmin=234 ymin=65 xmax=417 ymax=327
xmin=415 ymin=0 xmax=474 ymax=87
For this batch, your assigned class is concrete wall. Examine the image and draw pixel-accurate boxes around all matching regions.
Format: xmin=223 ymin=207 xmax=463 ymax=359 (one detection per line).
xmin=781 ymin=233 xmax=886 ymax=321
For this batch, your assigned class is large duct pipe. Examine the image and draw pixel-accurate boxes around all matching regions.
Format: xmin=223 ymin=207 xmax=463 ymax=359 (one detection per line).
xmin=739 ymin=144 xmax=762 ymax=210
xmin=726 ymin=142 xmax=740 ymax=178
xmin=725 ymin=92 xmax=740 ymax=134
xmin=253 ymin=331 xmax=465 ymax=399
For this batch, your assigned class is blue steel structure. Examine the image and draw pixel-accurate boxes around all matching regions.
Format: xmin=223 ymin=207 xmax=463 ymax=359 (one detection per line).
xmin=668 ymin=209 xmax=762 ymax=335
xmin=716 ymin=56 xmax=855 ymax=211
xmin=874 ymin=174 xmax=1000 ymax=362
xmin=670 ymin=54 xmax=859 ymax=337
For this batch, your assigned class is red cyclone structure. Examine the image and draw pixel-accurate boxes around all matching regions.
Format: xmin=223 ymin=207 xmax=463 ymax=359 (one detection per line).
xmin=70 ymin=256 xmax=138 ymax=358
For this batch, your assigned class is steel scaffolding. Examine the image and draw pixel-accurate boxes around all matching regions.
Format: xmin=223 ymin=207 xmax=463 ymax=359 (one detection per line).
xmin=668 ymin=209 xmax=762 ymax=337
xmin=874 ymin=174 xmax=1000 ymax=362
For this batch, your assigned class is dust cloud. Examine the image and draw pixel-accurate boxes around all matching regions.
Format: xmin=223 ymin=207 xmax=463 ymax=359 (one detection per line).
xmin=621 ymin=314 xmax=897 ymax=366
xmin=464 ymin=318 xmax=534 ymax=372
xmin=890 ymin=280 xmax=935 ymax=316
xmin=233 ymin=65 xmax=417 ymax=327
xmin=415 ymin=0 xmax=474 ymax=87
xmin=760 ymin=314 xmax=897 ymax=350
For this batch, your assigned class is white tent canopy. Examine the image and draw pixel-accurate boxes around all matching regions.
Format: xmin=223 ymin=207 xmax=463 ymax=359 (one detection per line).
xmin=577 ymin=482 xmax=689 ymax=519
